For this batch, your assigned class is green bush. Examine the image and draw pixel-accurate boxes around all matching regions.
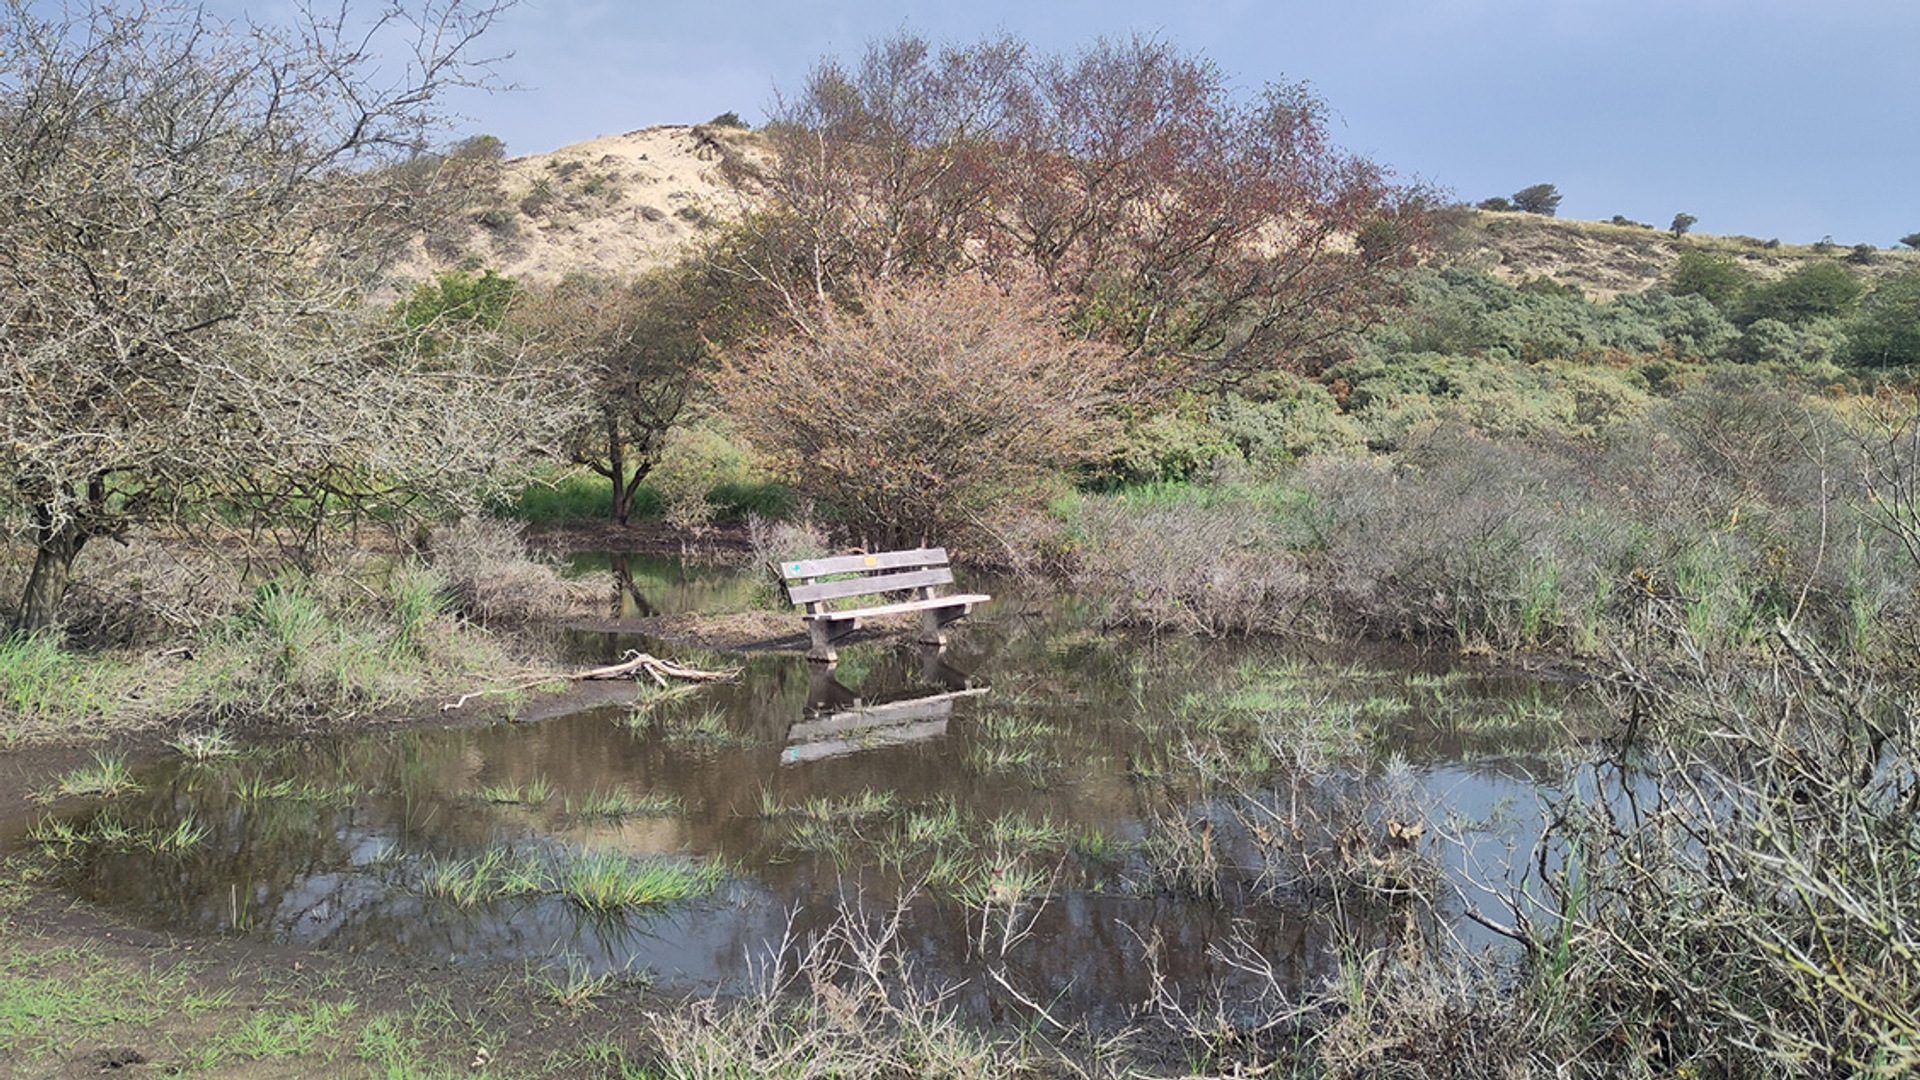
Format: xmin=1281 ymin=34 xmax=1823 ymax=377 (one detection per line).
xmin=1665 ymin=250 xmax=1751 ymax=309
xmin=1735 ymin=261 xmax=1863 ymax=327
xmin=1848 ymin=269 xmax=1920 ymax=368
xmin=648 ymin=422 xmax=758 ymax=532
xmin=1209 ymin=381 xmax=1365 ymax=466
xmin=1101 ymin=399 xmax=1242 ymax=484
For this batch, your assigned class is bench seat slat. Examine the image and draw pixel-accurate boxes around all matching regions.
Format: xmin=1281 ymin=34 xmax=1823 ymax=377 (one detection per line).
xmin=801 ymin=593 xmax=990 ymax=623
xmin=786 ymin=567 xmax=955 ymax=606
xmin=780 ymin=547 xmax=948 ymax=581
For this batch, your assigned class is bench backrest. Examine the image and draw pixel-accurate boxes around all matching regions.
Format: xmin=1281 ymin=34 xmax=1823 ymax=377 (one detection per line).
xmin=776 ymin=547 xmax=954 ymax=609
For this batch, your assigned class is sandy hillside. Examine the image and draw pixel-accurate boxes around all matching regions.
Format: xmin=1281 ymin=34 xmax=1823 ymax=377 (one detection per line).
xmin=387 ymin=124 xmax=1917 ymax=299
xmin=387 ymin=123 xmax=762 ymax=289
xmin=1447 ymin=211 xmax=1919 ymax=300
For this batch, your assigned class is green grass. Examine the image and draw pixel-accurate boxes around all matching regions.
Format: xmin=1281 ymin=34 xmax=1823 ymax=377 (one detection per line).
xmin=985 ymin=811 xmax=1069 ymax=857
xmin=652 ymin=706 xmax=753 ymax=749
xmin=478 ymin=774 xmax=553 ymax=806
xmin=31 ymin=810 xmax=209 ymax=857
xmin=200 ymin=999 xmax=358 ymax=1064
xmin=417 ymin=849 xmax=518 ymax=907
xmin=796 ymin=788 xmax=897 ymax=822
xmin=412 ymin=844 xmax=721 ymax=915
xmin=707 ymin=478 xmax=793 ymax=521
xmin=43 ymin=752 xmax=141 ymax=800
xmin=500 ymin=467 xmax=639 ymax=525
xmin=0 ymin=951 xmax=173 ymax=1057
xmin=549 ymin=850 xmax=721 ymax=914
xmin=963 ymin=714 xmax=1060 ymax=785
xmin=0 ymin=632 xmax=117 ymax=743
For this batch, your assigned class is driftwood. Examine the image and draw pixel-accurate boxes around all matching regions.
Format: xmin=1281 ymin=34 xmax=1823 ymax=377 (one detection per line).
xmin=440 ymin=650 xmax=740 ymax=712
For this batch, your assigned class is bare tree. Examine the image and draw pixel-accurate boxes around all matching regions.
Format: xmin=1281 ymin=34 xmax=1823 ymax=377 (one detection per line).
xmin=508 ymin=267 xmax=720 ymax=525
xmin=717 ymin=32 xmax=1430 ymax=388
xmin=0 ymin=0 xmax=569 ymax=632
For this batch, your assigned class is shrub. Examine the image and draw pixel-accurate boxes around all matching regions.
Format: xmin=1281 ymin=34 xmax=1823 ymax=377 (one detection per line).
xmin=474 ymin=205 xmax=514 ymax=233
xmin=649 ymin=422 xmax=757 ymax=533
xmin=719 ymin=275 xmax=1119 ymax=551
xmin=1848 ymin=269 xmax=1920 ymax=368
xmin=1062 ymin=489 xmax=1313 ymax=636
xmin=1510 ymin=182 xmax=1562 ymax=216
xmin=1522 ymin=646 xmax=1920 ymax=1076
xmin=1475 ymin=196 xmax=1514 ymax=212
xmin=1665 ymin=249 xmax=1750 ymax=309
xmin=428 ymin=517 xmax=582 ymax=623
xmin=1100 ymin=400 xmax=1241 ymax=484
xmin=1735 ymin=261 xmax=1863 ymax=327
xmin=1668 ymin=211 xmax=1696 ymax=237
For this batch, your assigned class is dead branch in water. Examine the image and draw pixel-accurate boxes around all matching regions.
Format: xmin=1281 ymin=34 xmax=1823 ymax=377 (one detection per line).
xmin=441 ymin=650 xmax=739 ymax=712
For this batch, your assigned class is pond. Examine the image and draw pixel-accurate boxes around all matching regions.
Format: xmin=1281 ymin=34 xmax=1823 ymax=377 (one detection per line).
xmin=7 ymin=557 xmax=1596 ymax=1031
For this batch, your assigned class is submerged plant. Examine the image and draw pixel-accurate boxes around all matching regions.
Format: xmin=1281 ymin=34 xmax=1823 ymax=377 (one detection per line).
xmin=550 ymin=849 xmax=720 ymax=913
xmin=478 ymin=774 xmax=553 ymax=807
xmin=42 ymin=752 xmax=141 ymax=800
xmin=167 ymin=728 xmax=239 ymax=760
xmin=566 ymin=788 xmax=680 ymax=819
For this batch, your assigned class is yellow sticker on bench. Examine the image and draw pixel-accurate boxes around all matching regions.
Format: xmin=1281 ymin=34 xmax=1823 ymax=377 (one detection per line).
xmin=864 ymin=556 xmax=878 ymax=567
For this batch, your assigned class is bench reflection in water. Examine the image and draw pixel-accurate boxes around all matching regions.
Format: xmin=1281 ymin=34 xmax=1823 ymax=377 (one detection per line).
xmin=782 ymin=646 xmax=987 ymax=764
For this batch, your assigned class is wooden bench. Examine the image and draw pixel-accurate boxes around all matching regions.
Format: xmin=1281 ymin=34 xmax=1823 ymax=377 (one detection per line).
xmin=775 ymin=547 xmax=990 ymax=663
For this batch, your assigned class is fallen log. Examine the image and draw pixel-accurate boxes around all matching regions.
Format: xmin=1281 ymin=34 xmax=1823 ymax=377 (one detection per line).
xmin=441 ymin=650 xmax=740 ymax=712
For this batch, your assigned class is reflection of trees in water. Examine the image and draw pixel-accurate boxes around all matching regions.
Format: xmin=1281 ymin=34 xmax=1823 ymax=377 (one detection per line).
xmin=34 ymin=584 xmax=1578 ymax=1024
xmin=607 ymin=553 xmax=657 ymax=620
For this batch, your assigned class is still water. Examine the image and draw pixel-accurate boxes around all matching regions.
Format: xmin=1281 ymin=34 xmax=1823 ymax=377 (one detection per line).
xmin=12 ymin=557 xmax=1591 ymax=1027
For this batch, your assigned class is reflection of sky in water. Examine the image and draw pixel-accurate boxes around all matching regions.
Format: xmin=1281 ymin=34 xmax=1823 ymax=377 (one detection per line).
xmin=8 ymin=567 xmax=1596 ymax=1027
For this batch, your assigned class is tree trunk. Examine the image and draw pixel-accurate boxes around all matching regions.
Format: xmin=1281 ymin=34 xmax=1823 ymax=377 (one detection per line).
xmin=606 ymin=413 xmax=630 ymax=525
xmin=16 ymin=516 xmax=88 ymax=633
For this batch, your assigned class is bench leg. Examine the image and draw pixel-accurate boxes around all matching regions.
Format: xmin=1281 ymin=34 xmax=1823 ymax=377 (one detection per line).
xmin=917 ymin=604 xmax=972 ymax=647
xmin=808 ymin=616 xmax=859 ymax=663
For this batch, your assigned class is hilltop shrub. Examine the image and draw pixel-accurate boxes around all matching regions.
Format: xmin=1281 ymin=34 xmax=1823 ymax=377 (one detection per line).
xmin=1361 ymin=268 xmax=1731 ymax=368
xmin=1665 ymin=249 xmax=1751 ymax=310
xmin=1510 ymin=183 xmax=1562 ymax=216
xmin=719 ymin=276 xmax=1119 ymax=551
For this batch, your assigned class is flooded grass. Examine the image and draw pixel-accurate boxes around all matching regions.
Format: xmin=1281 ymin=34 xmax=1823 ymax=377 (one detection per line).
xmin=164 ymin=727 xmax=238 ymax=760
xmin=40 ymin=752 xmax=141 ymax=801
xmin=414 ymin=844 xmax=723 ymax=914
xmin=565 ymin=788 xmax=680 ymax=819
xmin=478 ymin=774 xmax=553 ymax=806
xmin=0 ymin=571 xmax=1614 ymax=1073
xmin=29 ymin=811 xmax=208 ymax=857
xmin=550 ymin=849 xmax=721 ymax=913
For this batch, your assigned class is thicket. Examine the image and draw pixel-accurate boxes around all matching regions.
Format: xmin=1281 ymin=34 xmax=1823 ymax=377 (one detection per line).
xmin=719 ymin=277 xmax=1119 ymax=550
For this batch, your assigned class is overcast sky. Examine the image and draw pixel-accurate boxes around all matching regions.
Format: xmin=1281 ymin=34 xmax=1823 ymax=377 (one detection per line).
xmin=335 ymin=1 xmax=1920 ymax=244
